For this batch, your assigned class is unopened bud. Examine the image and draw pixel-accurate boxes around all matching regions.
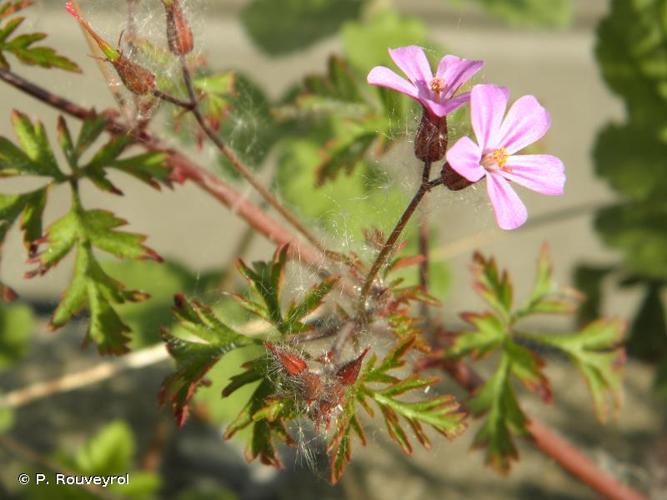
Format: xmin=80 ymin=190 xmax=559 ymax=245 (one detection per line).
xmin=112 ymin=56 xmax=156 ymax=95
xmin=442 ymin=163 xmax=474 ymax=191
xmin=414 ymin=111 xmax=447 ymax=162
xmin=65 ymin=1 xmax=156 ymax=95
xmin=162 ymin=0 xmax=194 ymax=56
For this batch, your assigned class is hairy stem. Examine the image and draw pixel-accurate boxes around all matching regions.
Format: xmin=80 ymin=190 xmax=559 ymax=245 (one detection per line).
xmin=357 ymin=162 xmax=439 ymax=311
xmin=418 ymin=161 xmax=432 ymax=322
xmin=171 ymin=59 xmax=334 ymax=260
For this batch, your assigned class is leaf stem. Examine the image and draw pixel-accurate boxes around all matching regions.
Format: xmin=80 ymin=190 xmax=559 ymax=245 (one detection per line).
xmin=357 ymin=161 xmax=440 ymax=312
xmin=164 ymin=58 xmax=335 ymax=261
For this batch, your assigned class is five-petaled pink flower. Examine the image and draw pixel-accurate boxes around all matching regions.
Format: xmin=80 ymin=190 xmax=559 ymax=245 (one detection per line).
xmin=367 ymin=45 xmax=483 ymax=118
xmin=446 ymin=84 xmax=565 ymax=230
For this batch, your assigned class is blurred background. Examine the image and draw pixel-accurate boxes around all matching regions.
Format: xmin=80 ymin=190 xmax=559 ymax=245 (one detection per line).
xmin=0 ymin=0 xmax=665 ymax=498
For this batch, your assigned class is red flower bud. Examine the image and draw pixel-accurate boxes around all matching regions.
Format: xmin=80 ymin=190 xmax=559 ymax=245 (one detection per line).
xmin=414 ymin=111 xmax=448 ymax=163
xmin=162 ymin=0 xmax=194 ymax=56
xmin=266 ymin=342 xmax=307 ymax=376
xmin=442 ymin=162 xmax=474 ymax=191
xmin=336 ymin=347 xmax=370 ymax=386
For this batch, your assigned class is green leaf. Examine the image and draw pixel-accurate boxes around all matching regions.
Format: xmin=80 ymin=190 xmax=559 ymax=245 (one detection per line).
xmin=0 ymin=111 xmax=65 ymax=179
xmin=161 ymin=295 xmax=256 ymax=426
xmin=241 ymin=0 xmax=363 ymax=56
xmin=595 ymin=201 xmax=667 ymax=279
xmin=216 ymin=74 xmax=279 ymax=176
xmin=26 ymin=204 xmax=160 ymax=354
xmin=626 ymin=284 xmax=667 ymax=362
xmin=534 ymin=319 xmax=626 ymax=421
xmin=275 ymin=139 xmax=407 ymax=242
xmin=0 ymin=300 xmax=32 ymax=370
xmin=515 ymin=244 xmax=580 ymax=318
xmin=0 ymin=3 xmax=80 ymax=72
xmin=595 ymin=0 xmax=667 ymax=131
xmin=594 ymin=123 xmax=667 ymax=202
xmin=468 ymin=354 xmax=527 ymax=473
xmin=471 ymin=252 xmax=513 ymax=321
xmin=450 ymin=312 xmax=506 ymax=358
xmin=284 ymin=275 xmax=338 ymax=334
xmin=464 ymin=0 xmax=572 ymax=28
xmin=75 ymin=421 xmax=134 ymax=475
xmin=342 ymin=10 xmax=429 ymax=74
xmin=574 ymin=264 xmax=614 ymax=326
xmin=49 ymin=245 xmax=145 ymax=355
xmin=237 ymin=245 xmax=288 ymax=330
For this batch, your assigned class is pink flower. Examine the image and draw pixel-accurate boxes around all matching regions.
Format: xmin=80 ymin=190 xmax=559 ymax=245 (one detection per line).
xmin=446 ymin=84 xmax=565 ymax=230
xmin=367 ymin=45 xmax=483 ymax=118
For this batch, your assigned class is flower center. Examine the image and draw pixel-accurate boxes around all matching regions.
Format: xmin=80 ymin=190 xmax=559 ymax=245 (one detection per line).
xmin=429 ymin=77 xmax=446 ymax=100
xmin=481 ymin=148 xmax=511 ymax=172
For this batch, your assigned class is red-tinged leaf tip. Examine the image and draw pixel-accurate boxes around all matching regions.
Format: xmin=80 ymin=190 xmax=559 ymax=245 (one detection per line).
xmin=173 ymin=293 xmax=186 ymax=309
xmin=266 ymin=342 xmax=307 ymax=376
xmin=144 ymin=248 xmax=164 ymax=263
xmin=336 ymin=347 xmax=370 ymax=385
xmin=2 ymin=285 xmax=18 ymax=303
xmin=64 ymin=1 xmax=80 ymax=20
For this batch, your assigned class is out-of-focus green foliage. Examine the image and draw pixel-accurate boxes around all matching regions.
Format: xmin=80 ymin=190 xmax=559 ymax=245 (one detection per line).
xmin=582 ymin=0 xmax=667 ymax=389
xmin=0 ymin=300 xmax=32 ymax=369
xmin=453 ymin=0 xmax=572 ymax=27
xmin=241 ymin=0 xmax=364 ymax=56
xmin=24 ymin=420 xmax=160 ymax=499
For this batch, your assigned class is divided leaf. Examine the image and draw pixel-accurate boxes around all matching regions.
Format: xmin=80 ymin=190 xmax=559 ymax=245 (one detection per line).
xmin=472 ymin=252 xmax=513 ymax=320
xmin=161 ymin=295 xmax=257 ymax=426
xmin=237 ymin=245 xmax=338 ymax=335
xmin=533 ymin=319 xmax=626 ymax=421
xmin=468 ymin=354 xmax=527 ymax=473
xmin=26 ymin=205 xmax=162 ymax=354
xmin=0 ymin=2 xmax=80 ymax=71
xmin=329 ymin=336 xmax=466 ymax=482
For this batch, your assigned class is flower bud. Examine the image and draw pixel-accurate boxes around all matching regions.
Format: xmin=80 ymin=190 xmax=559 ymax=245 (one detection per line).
xmin=65 ymin=1 xmax=156 ymax=95
xmin=442 ymin=162 xmax=474 ymax=191
xmin=414 ymin=111 xmax=448 ymax=163
xmin=112 ymin=56 xmax=156 ymax=95
xmin=162 ymin=0 xmax=194 ymax=56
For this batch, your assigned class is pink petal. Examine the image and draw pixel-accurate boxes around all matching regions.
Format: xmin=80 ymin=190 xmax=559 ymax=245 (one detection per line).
xmin=501 ymin=154 xmax=565 ymax=196
xmin=470 ymin=84 xmax=509 ymax=150
xmin=442 ymin=92 xmax=471 ymax=114
xmin=446 ymin=136 xmax=485 ymax=182
xmin=367 ymin=66 xmax=418 ymax=98
xmin=388 ymin=45 xmax=433 ymax=84
xmin=496 ymin=95 xmax=551 ymax=154
xmin=436 ymin=55 xmax=484 ymax=98
xmin=486 ymin=173 xmax=528 ymax=230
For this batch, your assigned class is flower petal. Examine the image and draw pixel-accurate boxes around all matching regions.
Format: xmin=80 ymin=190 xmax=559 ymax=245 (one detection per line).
xmin=367 ymin=66 xmax=418 ymax=98
xmin=486 ymin=173 xmax=528 ymax=230
xmin=437 ymin=55 xmax=484 ymax=98
xmin=496 ymin=95 xmax=551 ymax=154
xmin=441 ymin=92 xmax=471 ymax=115
xmin=470 ymin=84 xmax=509 ymax=150
xmin=388 ymin=45 xmax=433 ymax=84
xmin=501 ymin=154 xmax=565 ymax=196
xmin=446 ymin=136 xmax=485 ymax=182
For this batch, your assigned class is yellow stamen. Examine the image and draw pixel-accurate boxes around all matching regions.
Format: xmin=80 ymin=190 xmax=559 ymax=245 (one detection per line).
xmin=430 ymin=77 xmax=446 ymax=100
xmin=481 ymin=148 xmax=509 ymax=171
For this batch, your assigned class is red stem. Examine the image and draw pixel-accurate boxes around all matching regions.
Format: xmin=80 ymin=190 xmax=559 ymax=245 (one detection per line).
xmin=441 ymin=359 xmax=646 ymax=500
